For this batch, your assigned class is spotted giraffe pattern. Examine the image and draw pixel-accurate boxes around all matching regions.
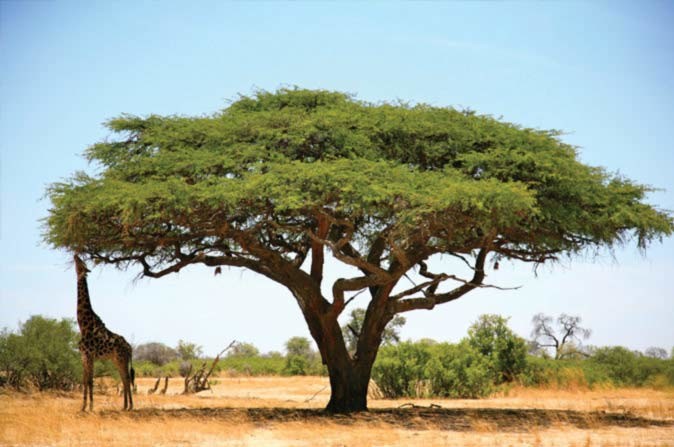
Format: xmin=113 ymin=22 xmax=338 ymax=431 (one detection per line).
xmin=75 ymin=255 xmax=134 ymax=411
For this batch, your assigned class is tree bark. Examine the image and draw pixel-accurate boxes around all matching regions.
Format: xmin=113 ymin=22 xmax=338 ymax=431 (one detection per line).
xmin=295 ymin=289 xmax=383 ymax=413
xmin=325 ymin=362 xmax=371 ymax=413
xmin=321 ymin=320 xmax=376 ymax=413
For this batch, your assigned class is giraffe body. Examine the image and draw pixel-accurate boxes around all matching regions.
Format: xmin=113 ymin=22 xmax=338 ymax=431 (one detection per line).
xmin=75 ymin=255 xmax=134 ymax=411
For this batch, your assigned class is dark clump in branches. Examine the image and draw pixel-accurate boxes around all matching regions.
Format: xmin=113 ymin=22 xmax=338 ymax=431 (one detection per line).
xmin=44 ymin=88 xmax=673 ymax=413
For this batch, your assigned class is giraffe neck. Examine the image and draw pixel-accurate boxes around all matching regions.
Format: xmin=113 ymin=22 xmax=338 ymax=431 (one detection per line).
xmin=76 ymin=272 xmax=98 ymax=331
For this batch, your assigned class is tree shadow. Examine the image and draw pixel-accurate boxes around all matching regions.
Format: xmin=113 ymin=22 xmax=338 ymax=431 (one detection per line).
xmin=102 ymin=407 xmax=673 ymax=432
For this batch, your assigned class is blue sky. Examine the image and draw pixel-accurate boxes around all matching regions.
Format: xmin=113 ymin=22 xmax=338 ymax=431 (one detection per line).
xmin=1 ymin=1 xmax=672 ymax=355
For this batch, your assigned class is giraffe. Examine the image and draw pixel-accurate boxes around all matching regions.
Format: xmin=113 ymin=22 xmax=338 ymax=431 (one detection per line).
xmin=74 ymin=254 xmax=135 ymax=411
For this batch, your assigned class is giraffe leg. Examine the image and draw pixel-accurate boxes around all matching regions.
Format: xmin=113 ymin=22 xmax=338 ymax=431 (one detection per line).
xmin=81 ymin=354 xmax=93 ymax=412
xmin=115 ymin=356 xmax=132 ymax=411
xmin=126 ymin=363 xmax=134 ymax=411
xmin=88 ymin=366 xmax=94 ymax=412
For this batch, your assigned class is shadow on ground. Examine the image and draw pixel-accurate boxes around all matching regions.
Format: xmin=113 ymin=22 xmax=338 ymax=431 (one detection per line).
xmin=101 ymin=407 xmax=673 ymax=432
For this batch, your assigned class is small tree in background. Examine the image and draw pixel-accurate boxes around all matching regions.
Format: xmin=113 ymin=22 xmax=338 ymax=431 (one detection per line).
xmin=285 ymin=336 xmax=313 ymax=358
xmin=0 ymin=316 xmax=80 ymax=390
xmin=135 ymin=342 xmax=177 ymax=366
xmin=644 ymin=347 xmax=668 ymax=360
xmin=342 ymin=308 xmax=406 ymax=353
xmin=284 ymin=336 xmax=322 ymax=375
xmin=176 ymin=340 xmax=203 ymax=360
xmin=531 ymin=313 xmax=591 ymax=360
xmin=227 ymin=342 xmax=260 ymax=358
xmin=467 ymin=314 xmax=527 ymax=383
xmin=425 ymin=341 xmax=495 ymax=398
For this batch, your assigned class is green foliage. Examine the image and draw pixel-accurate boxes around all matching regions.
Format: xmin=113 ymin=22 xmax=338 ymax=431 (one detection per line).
xmin=219 ymin=354 xmax=286 ymax=376
xmin=589 ymin=346 xmax=641 ymax=386
xmin=176 ymin=340 xmax=203 ymax=360
xmin=283 ymin=355 xmax=310 ymax=376
xmin=94 ymin=359 xmax=120 ymax=379
xmin=0 ymin=316 xmax=81 ymax=390
xmin=425 ymin=341 xmax=494 ymax=398
xmin=521 ymin=357 xmax=605 ymax=388
xmin=373 ymin=315 xmax=527 ymax=399
xmin=284 ymin=337 xmax=313 ymax=358
xmin=375 ymin=339 xmax=674 ymax=399
xmin=130 ymin=359 xmax=180 ymax=377
xmin=282 ymin=336 xmax=324 ymax=376
xmin=665 ymin=358 xmax=674 ymax=386
xmin=342 ymin=308 xmax=406 ymax=353
xmin=129 ymin=338 xmax=325 ymax=378
xmin=522 ymin=350 xmax=674 ymax=389
xmin=587 ymin=346 xmax=670 ymax=387
xmin=227 ymin=342 xmax=260 ymax=358
xmin=372 ymin=341 xmax=434 ymax=398
xmin=44 ymin=88 xmax=672 ymax=273
xmin=466 ymin=314 xmax=527 ymax=383
xmin=373 ymin=340 xmax=494 ymax=399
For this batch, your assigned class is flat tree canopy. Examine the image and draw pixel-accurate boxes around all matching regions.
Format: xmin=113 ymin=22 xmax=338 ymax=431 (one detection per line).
xmin=45 ymin=88 xmax=673 ymax=412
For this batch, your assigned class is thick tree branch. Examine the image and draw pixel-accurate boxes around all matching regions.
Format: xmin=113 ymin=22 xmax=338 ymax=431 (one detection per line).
xmin=308 ymin=228 xmax=389 ymax=277
xmin=390 ymin=275 xmax=451 ymax=300
xmin=331 ymin=272 xmax=392 ymax=317
xmin=340 ymin=238 xmax=387 ymax=299
xmin=310 ymin=214 xmax=329 ymax=284
xmin=389 ymin=248 xmax=490 ymax=314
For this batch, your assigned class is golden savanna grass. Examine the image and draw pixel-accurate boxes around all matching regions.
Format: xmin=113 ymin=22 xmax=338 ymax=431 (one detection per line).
xmin=1 ymin=376 xmax=673 ymax=447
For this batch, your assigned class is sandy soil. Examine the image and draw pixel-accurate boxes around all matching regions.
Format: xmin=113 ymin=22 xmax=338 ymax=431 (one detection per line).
xmin=1 ymin=376 xmax=672 ymax=447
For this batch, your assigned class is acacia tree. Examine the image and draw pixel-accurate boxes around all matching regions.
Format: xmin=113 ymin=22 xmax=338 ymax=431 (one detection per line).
xmin=45 ymin=88 xmax=672 ymax=413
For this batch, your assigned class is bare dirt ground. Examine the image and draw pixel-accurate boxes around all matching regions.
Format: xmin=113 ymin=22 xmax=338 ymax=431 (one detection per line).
xmin=1 ymin=376 xmax=673 ymax=446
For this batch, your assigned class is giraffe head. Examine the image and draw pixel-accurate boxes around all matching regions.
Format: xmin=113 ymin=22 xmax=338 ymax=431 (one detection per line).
xmin=74 ymin=254 xmax=90 ymax=279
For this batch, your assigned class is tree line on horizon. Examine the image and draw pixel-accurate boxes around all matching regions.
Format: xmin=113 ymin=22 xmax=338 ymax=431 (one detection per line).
xmin=1 ymin=311 xmax=672 ymax=397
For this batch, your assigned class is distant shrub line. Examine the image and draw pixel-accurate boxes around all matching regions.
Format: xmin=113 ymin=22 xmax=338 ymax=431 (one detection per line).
xmin=372 ymin=342 xmax=674 ymax=399
xmin=1 ymin=315 xmax=672 ymax=397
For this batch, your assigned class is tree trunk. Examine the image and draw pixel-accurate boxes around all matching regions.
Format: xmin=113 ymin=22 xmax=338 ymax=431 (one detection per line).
xmin=325 ymin=360 xmax=372 ymax=413
xmin=288 ymin=278 xmax=389 ymax=414
xmin=302 ymin=303 xmax=380 ymax=414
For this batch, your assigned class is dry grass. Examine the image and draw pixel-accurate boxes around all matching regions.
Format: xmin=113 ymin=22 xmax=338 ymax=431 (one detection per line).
xmin=1 ymin=376 xmax=673 ymax=447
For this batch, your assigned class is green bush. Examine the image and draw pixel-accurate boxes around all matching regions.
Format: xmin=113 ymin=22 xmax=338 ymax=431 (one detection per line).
xmin=283 ymin=355 xmax=310 ymax=376
xmin=227 ymin=342 xmax=260 ymax=358
xmin=281 ymin=337 xmax=325 ymax=376
xmin=521 ymin=355 xmax=554 ymax=387
xmin=425 ymin=342 xmax=494 ymax=398
xmin=373 ymin=340 xmax=494 ymax=399
xmin=666 ymin=358 xmax=674 ymax=385
xmin=466 ymin=314 xmax=527 ymax=384
xmin=133 ymin=350 xmax=320 ymax=378
xmin=595 ymin=347 xmax=637 ymax=384
xmin=372 ymin=341 xmax=433 ymax=398
xmin=221 ymin=355 xmax=286 ymax=376
xmin=176 ymin=340 xmax=203 ymax=360
xmin=0 ymin=316 xmax=81 ymax=390
xmin=522 ymin=356 xmax=609 ymax=389
xmin=592 ymin=347 xmax=673 ymax=388
xmin=94 ymin=359 xmax=120 ymax=379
